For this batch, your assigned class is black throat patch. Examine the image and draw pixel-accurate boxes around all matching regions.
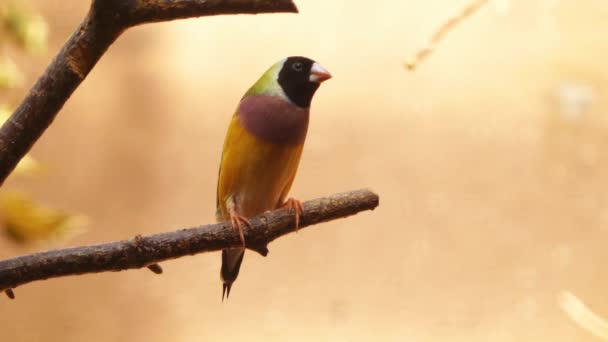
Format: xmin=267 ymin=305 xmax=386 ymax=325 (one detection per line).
xmin=278 ymin=56 xmax=320 ymax=108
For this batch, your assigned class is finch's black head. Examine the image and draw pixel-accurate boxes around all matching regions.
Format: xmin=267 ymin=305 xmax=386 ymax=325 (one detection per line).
xmin=278 ymin=56 xmax=331 ymax=108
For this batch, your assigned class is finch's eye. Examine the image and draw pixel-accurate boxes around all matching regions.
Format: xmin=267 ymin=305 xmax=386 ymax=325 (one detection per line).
xmin=292 ymin=62 xmax=303 ymax=72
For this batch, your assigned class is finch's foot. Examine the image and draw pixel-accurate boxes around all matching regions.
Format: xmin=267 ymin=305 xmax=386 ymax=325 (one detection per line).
xmin=281 ymin=198 xmax=304 ymax=232
xmin=229 ymin=211 xmax=251 ymax=247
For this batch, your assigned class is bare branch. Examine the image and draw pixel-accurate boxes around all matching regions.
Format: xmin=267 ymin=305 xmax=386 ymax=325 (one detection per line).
xmin=0 ymin=189 xmax=379 ymax=297
xmin=128 ymin=0 xmax=298 ymax=25
xmin=0 ymin=0 xmax=298 ymax=186
xmin=405 ymin=0 xmax=487 ymax=70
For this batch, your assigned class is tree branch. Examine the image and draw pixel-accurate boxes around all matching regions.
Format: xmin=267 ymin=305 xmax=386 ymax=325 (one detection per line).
xmin=0 ymin=0 xmax=298 ymax=186
xmin=128 ymin=0 xmax=297 ymax=25
xmin=404 ymin=0 xmax=487 ymax=70
xmin=0 ymin=189 xmax=379 ymax=298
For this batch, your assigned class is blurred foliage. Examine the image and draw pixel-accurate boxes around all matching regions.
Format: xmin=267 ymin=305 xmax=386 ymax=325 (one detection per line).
xmin=1 ymin=2 xmax=48 ymax=54
xmin=0 ymin=191 xmax=87 ymax=243
xmin=0 ymin=56 xmax=22 ymax=89
xmin=0 ymin=3 xmax=86 ymax=245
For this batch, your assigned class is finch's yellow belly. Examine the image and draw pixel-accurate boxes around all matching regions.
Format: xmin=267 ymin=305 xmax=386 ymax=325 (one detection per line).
xmin=217 ymin=117 xmax=303 ymax=219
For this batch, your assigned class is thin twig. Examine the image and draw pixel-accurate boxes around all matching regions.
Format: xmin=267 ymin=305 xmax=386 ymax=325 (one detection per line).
xmin=559 ymin=291 xmax=608 ymax=340
xmin=405 ymin=0 xmax=487 ymax=70
xmin=0 ymin=0 xmax=298 ymax=186
xmin=0 ymin=189 xmax=379 ymax=297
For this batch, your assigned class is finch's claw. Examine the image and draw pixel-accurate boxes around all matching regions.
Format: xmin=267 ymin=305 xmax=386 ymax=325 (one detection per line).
xmin=229 ymin=212 xmax=251 ymax=247
xmin=281 ymin=198 xmax=304 ymax=232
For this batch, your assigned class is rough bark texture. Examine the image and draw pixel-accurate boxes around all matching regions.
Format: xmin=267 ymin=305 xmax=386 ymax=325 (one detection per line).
xmin=0 ymin=189 xmax=378 ymax=298
xmin=0 ymin=0 xmax=298 ymax=185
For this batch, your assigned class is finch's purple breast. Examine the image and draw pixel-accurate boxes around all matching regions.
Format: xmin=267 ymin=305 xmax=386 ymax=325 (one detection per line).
xmin=237 ymin=95 xmax=310 ymax=145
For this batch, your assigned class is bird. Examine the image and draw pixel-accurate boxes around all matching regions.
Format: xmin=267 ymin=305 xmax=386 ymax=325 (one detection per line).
xmin=216 ymin=56 xmax=331 ymax=300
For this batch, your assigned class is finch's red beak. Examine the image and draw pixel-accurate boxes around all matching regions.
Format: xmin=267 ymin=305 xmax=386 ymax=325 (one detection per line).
xmin=309 ymin=63 xmax=332 ymax=83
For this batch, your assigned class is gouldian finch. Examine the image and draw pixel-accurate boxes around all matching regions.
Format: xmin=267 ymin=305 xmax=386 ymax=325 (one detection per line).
xmin=216 ymin=56 xmax=331 ymax=300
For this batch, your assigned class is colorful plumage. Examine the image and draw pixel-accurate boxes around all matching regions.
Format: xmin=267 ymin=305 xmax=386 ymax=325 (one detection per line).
xmin=216 ymin=56 xmax=331 ymax=300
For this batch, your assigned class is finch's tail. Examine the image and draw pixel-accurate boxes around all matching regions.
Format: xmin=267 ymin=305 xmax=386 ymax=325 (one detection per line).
xmin=221 ymin=248 xmax=245 ymax=301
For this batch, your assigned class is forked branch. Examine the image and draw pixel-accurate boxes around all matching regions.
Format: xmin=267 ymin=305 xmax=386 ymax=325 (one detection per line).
xmin=0 ymin=0 xmax=298 ymax=185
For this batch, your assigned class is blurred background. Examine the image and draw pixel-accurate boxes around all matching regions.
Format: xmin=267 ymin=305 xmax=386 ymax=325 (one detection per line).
xmin=0 ymin=0 xmax=607 ymax=340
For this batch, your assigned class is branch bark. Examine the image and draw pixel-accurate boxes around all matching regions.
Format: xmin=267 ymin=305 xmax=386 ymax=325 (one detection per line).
xmin=0 ymin=0 xmax=298 ymax=185
xmin=0 ymin=189 xmax=379 ymax=298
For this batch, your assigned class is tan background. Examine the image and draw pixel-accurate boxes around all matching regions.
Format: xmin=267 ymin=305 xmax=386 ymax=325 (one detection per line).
xmin=1 ymin=0 xmax=608 ymax=340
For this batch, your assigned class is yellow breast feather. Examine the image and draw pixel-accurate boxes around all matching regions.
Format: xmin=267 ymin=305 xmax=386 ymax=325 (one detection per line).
xmin=217 ymin=114 xmax=303 ymax=220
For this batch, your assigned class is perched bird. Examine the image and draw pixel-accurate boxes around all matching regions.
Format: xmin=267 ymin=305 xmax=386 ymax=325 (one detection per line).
xmin=216 ymin=56 xmax=331 ymax=300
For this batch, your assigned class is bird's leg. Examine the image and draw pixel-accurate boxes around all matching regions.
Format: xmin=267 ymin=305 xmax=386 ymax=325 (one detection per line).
xmin=229 ymin=209 xmax=251 ymax=247
xmin=280 ymin=198 xmax=304 ymax=232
